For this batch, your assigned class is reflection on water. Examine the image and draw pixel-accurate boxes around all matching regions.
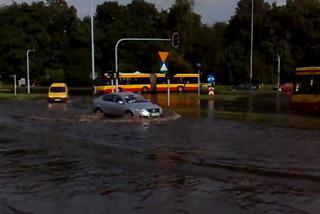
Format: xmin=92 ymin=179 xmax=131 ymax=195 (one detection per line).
xmin=48 ymin=103 xmax=68 ymax=110
xmin=208 ymin=99 xmax=215 ymax=118
xmin=145 ymin=92 xmax=292 ymax=117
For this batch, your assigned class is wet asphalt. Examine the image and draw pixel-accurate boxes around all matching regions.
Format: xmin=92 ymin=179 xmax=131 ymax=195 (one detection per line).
xmin=0 ymin=93 xmax=320 ymax=214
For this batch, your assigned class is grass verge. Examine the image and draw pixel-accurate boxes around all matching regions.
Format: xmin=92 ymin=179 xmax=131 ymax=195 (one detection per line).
xmin=0 ymin=93 xmax=46 ymax=100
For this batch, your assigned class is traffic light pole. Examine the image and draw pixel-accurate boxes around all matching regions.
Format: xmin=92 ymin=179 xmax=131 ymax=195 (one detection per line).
xmin=167 ymin=78 xmax=170 ymax=107
xmin=115 ymin=38 xmax=171 ymax=92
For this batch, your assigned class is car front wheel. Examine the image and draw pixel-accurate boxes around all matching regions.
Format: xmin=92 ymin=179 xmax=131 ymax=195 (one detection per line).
xmin=94 ymin=108 xmax=104 ymax=118
xmin=124 ymin=110 xmax=134 ymax=119
xmin=142 ymin=86 xmax=148 ymax=93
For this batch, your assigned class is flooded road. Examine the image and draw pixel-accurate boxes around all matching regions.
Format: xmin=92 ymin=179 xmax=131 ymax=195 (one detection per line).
xmin=1 ymin=93 xmax=320 ymax=214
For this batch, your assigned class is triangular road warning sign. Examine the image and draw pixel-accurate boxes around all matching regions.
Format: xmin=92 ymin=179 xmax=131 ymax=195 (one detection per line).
xmin=158 ymin=52 xmax=169 ymax=63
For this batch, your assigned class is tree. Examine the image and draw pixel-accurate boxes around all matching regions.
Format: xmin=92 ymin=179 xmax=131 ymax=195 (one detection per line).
xmin=1 ymin=0 xmax=320 ymax=85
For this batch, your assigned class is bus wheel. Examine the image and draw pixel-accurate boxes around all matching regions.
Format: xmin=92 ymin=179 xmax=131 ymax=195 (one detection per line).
xmin=178 ymin=86 xmax=184 ymax=93
xmin=142 ymin=86 xmax=148 ymax=93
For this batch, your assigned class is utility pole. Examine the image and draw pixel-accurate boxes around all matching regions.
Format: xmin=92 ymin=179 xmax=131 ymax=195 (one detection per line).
xmin=90 ymin=0 xmax=96 ymax=81
xmin=276 ymin=54 xmax=281 ymax=91
xmin=26 ymin=49 xmax=35 ymax=94
xmin=250 ymin=0 xmax=254 ymax=88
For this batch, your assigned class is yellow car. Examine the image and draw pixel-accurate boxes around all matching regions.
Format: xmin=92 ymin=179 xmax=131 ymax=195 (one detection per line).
xmin=48 ymin=83 xmax=69 ymax=102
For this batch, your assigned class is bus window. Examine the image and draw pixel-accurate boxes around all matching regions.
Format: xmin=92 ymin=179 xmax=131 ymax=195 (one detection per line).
xmin=157 ymin=77 xmax=167 ymax=84
xmin=119 ymin=77 xmax=149 ymax=85
xmin=294 ymin=76 xmax=320 ymax=94
xmin=312 ymin=76 xmax=320 ymax=93
xmin=173 ymin=76 xmax=199 ymax=84
xmin=183 ymin=77 xmax=198 ymax=84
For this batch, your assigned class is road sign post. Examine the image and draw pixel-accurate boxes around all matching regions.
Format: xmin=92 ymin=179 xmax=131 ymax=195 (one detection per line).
xmin=158 ymin=51 xmax=170 ymax=107
xmin=167 ymin=78 xmax=170 ymax=107
xmin=195 ymin=63 xmax=202 ymax=97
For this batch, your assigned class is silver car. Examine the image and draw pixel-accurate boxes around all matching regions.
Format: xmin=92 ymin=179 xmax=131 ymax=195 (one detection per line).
xmin=93 ymin=92 xmax=163 ymax=118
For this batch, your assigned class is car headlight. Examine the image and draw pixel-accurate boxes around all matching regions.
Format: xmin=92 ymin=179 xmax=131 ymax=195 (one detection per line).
xmin=136 ymin=109 xmax=150 ymax=117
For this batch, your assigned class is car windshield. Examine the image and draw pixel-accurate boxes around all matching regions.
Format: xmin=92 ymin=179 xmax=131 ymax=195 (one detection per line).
xmin=123 ymin=94 xmax=147 ymax=103
xmin=50 ymin=87 xmax=66 ymax=92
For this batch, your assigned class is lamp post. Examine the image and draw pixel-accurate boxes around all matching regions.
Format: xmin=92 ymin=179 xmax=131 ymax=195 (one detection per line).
xmin=250 ymin=0 xmax=254 ymax=88
xmin=26 ymin=49 xmax=35 ymax=94
xmin=90 ymin=0 xmax=96 ymax=81
xmin=276 ymin=54 xmax=281 ymax=91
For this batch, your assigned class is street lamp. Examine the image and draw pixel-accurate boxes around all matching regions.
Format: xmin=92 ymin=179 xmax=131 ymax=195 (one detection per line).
xmin=90 ymin=0 xmax=96 ymax=81
xmin=276 ymin=54 xmax=281 ymax=91
xmin=250 ymin=0 xmax=254 ymax=87
xmin=26 ymin=49 xmax=35 ymax=94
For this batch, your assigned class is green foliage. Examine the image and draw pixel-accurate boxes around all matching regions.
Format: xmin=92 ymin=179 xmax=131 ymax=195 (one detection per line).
xmin=45 ymin=68 xmax=64 ymax=82
xmin=1 ymin=0 xmax=320 ymax=85
xmin=0 ymin=0 xmax=87 ymax=85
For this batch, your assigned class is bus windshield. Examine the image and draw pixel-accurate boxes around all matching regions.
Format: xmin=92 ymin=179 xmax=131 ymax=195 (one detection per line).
xmin=294 ymin=76 xmax=320 ymax=94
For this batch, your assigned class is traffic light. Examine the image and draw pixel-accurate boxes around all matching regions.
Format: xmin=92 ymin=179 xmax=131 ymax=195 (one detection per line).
xmin=171 ymin=32 xmax=181 ymax=48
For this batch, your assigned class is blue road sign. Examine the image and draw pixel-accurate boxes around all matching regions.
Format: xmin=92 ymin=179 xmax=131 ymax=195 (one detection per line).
xmin=159 ymin=62 xmax=169 ymax=74
xmin=207 ymin=74 xmax=215 ymax=83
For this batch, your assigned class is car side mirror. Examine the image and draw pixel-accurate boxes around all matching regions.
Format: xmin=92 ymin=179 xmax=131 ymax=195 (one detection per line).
xmin=118 ymin=100 xmax=124 ymax=105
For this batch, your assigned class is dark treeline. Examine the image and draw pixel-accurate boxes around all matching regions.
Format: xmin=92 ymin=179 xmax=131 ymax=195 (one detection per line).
xmin=0 ymin=0 xmax=320 ymax=86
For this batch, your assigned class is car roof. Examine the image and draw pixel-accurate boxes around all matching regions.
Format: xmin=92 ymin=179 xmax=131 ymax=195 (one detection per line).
xmin=113 ymin=92 xmax=138 ymax=97
xmin=50 ymin=83 xmax=67 ymax=87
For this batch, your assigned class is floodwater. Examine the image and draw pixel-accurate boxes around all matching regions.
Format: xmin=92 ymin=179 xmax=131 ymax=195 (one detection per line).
xmin=1 ymin=93 xmax=320 ymax=214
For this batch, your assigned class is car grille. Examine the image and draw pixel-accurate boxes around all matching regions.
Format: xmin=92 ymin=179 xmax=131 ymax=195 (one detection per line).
xmin=147 ymin=108 xmax=160 ymax=113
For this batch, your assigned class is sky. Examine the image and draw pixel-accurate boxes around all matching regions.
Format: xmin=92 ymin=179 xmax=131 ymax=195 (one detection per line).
xmin=1 ymin=0 xmax=287 ymax=24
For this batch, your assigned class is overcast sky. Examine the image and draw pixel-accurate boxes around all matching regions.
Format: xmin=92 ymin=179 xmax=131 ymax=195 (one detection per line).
xmin=1 ymin=0 xmax=286 ymax=24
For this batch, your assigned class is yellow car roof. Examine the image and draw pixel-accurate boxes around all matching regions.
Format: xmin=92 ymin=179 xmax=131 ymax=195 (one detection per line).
xmin=50 ymin=83 xmax=67 ymax=87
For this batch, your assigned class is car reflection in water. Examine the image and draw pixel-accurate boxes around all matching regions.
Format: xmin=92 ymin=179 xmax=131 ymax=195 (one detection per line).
xmin=48 ymin=103 xmax=68 ymax=111
xmin=92 ymin=92 xmax=163 ymax=118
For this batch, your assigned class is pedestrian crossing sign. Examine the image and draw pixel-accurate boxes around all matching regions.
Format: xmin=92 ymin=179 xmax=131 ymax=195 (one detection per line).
xmin=160 ymin=63 xmax=168 ymax=72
